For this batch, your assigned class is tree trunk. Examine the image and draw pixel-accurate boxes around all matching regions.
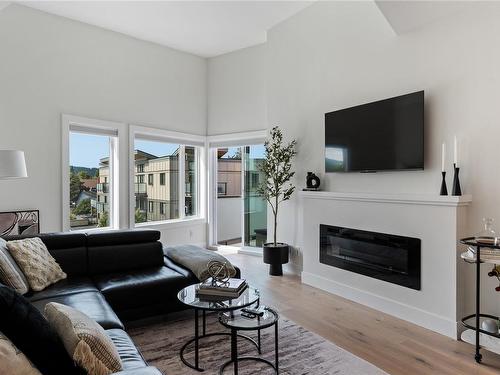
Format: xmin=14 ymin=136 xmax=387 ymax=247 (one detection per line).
xmin=274 ymin=195 xmax=278 ymax=246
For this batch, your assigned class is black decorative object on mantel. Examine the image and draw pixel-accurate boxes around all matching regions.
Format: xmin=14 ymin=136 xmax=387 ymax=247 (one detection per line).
xmin=452 ymin=163 xmax=462 ymax=196
xmin=303 ymin=172 xmax=321 ymax=191
xmin=440 ymin=171 xmax=448 ymax=196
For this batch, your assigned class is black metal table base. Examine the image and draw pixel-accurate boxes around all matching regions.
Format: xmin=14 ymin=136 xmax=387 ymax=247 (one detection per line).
xmin=180 ymin=309 xmax=261 ymax=372
xmin=219 ymin=321 xmax=279 ymax=375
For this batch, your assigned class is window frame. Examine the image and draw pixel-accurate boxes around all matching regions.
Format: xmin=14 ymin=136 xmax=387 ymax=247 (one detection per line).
xmin=129 ymin=125 xmax=206 ymax=228
xmin=62 ymin=114 xmax=126 ymax=232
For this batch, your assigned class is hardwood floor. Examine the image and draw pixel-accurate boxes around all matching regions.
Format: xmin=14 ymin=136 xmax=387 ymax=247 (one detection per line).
xmin=222 ymin=251 xmax=500 ymax=375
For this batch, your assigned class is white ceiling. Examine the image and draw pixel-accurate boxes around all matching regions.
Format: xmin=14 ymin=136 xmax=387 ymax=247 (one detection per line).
xmin=15 ymin=1 xmax=313 ymax=58
xmin=375 ymin=1 xmax=493 ymax=35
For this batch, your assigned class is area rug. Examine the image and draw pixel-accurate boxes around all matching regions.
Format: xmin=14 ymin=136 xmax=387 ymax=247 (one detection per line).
xmin=128 ymin=312 xmax=387 ymax=375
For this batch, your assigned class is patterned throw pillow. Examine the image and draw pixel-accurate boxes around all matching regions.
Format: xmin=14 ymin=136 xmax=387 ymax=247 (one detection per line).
xmin=0 ymin=238 xmax=29 ymax=294
xmin=45 ymin=302 xmax=122 ymax=375
xmin=0 ymin=331 xmax=42 ymax=375
xmin=6 ymin=237 xmax=66 ymax=291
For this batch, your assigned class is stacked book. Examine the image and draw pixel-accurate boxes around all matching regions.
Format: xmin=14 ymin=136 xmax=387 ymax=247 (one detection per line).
xmin=197 ymin=278 xmax=247 ymax=298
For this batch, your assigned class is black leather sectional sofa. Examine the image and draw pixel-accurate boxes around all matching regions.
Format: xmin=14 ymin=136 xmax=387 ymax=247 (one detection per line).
xmin=2 ymin=229 xmax=230 ymax=375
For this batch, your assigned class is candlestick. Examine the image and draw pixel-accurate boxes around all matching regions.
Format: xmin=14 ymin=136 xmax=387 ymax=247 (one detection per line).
xmin=440 ymin=171 xmax=448 ymax=196
xmin=441 ymin=143 xmax=446 ymax=172
xmin=452 ymin=163 xmax=462 ymax=196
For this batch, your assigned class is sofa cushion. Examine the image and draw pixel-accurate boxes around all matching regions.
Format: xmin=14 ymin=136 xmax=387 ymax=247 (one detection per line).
xmin=94 ymin=266 xmax=191 ymax=311
xmin=0 ymin=238 xmax=29 ymax=294
xmin=0 ymin=331 xmax=42 ymax=375
xmin=28 ymin=276 xmax=98 ymax=302
xmin=0 ymin=285 xmax=82 ymax=375
xmin=106 ymin=329 xmax=147 ymax=370
xmin=88 ymin=242 xmax=164 ymax=275
xmin=32 ymin=291 xmax=124 ymax=330
xmin=5 ymin=232 xmax=88 ymax=276
xmin=45 ymin=302 xmax=123 ymax=375
xmin=6 ymin=237 xmax=67 ymax=291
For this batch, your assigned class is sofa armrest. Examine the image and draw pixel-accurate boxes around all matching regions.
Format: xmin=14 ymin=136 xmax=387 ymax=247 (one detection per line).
xmin=113 ymin=367 xmax=163 ymax=375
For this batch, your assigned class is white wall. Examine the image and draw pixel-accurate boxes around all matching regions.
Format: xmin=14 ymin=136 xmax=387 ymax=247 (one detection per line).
xmin=208 ymin=44 xmax=267 ymax=135
xmin=209 ymin=2 xmax=500 ymax=316
xmin=0 ymin=4 xmax=207 ymax=245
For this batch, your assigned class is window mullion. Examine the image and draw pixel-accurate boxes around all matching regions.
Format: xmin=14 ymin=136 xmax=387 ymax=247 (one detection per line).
xmin=179 ymin=145 xmax=186 ymax=220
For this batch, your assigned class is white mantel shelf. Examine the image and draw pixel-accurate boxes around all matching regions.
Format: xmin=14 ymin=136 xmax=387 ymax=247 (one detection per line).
xmin=299 ymin=190 xmax=472 ymax=207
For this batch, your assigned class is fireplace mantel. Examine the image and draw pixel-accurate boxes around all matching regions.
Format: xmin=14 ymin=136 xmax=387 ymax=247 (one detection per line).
xmin=298 ymin=190 xmax=471 ymax=339
xmin=299 ymin=190 xmax=472 ymax=207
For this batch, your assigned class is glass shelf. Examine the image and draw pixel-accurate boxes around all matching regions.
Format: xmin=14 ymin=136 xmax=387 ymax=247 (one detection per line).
xmin=460 ymin=237 xmax=500 ymax=250
xmin=462 ymin=313 xmax=500 ymax=339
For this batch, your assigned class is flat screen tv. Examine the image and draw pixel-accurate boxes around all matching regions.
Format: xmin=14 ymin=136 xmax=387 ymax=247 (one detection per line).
xmin=325 ymin=91 xmax=424 ymax=172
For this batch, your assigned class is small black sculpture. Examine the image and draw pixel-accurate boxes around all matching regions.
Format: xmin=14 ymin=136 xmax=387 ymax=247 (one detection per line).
xmin=304 ymin=172 xmax=320 ymax=191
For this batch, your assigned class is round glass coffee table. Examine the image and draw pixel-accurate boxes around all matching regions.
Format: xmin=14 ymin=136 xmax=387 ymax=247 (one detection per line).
xmin=218 ymin=306 xmax=279 ymax=375
xmin=177 ymin=283 xmax=260 ymax=372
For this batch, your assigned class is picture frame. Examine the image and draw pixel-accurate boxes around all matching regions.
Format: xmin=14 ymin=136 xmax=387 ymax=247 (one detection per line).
xmin=0 ymin=210 xmax=40 ymax=236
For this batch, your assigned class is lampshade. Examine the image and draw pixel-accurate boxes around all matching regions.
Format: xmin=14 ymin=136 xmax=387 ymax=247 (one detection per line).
xmin=0 ymin=150 xmax=28 ymax=179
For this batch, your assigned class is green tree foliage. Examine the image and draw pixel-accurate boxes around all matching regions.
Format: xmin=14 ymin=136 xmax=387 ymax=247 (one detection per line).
xmin=256 ymin=126 xmax=297 ymax=246
xmin=98 ymin=212 xmax=109 ymax=227
xmin=78 ymin=171 xmax=91 ymax=179
xmin=70 ymin=173 xmax=82 ymax=203
xmin=73 ymin=199 xmax=91 ymax=215
xmin=135 ymin=208 xmax=146 ymax=224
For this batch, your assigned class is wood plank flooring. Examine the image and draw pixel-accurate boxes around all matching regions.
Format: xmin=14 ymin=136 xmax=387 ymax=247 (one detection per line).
xmin=222 ymin=251 xmax=500 ymax=375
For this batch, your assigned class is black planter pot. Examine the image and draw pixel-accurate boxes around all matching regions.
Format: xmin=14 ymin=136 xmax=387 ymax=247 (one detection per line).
xmin=263 ymin=243 xmax=289 ymax=276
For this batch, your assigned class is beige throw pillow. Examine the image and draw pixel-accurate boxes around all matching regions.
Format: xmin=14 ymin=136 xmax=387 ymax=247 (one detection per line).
xmin=0 ymin=238 xmax=29 ymax=294
xmin=45 ymin=302 xmax=122 ymax=375
xmin=0 ymin=331 xmax=42 ymax=375
xmin=6 ymin=237 xmax=66 ymax=291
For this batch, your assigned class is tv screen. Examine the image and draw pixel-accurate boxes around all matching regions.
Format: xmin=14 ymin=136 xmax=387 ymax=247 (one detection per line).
xmin=325 ymin=91 xmax=424 ymax=172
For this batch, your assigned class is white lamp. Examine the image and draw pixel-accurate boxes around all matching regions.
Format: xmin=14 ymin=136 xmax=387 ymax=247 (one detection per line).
xmin=0 ymin=150 xmax=28 ymax=179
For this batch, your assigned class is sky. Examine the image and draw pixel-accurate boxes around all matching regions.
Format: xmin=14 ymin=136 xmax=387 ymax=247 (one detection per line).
xmin=70 ymin=133 xmax=265 ymax=168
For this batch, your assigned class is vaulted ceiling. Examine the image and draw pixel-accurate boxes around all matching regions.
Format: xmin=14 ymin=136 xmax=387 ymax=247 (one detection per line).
xmin=1 ymin=1 xmax=492 ymax=57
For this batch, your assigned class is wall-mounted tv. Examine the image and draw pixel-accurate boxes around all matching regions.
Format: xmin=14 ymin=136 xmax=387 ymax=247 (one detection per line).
xmin=325 ymin=91 xmax=424 ymax=173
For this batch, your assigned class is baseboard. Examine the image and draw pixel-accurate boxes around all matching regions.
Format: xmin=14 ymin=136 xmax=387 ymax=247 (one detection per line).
xmin=238 ymin=247 xmax=262 ymax=257
xmin=301 ymin=271 xmax=457 ymax=338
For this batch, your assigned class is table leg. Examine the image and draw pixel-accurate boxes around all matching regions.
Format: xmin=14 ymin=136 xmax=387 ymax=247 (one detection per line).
xmin=475 ymin=246 xmax=482 ymax=363
xmin=231 ymin=329 xmax=238 ymax=375
xmin=203 ymin=309 xmax=206 ymax=336
xmin=257 ymin=328 xmax=261 ymax=354
xmin=195 ymin=309 xmax=199 ymax=369
xmin=275 ymin=321 xmax=279 ymax=373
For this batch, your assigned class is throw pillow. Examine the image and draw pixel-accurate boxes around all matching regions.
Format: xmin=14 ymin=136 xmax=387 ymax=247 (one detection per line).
xmin=45 ymin=302 xmax=123 ymax=375
xmin=0 ymin=238 xmax=29 ymax=294
xmin=7 ymin=237 xmax=66 ymax=291
xmin=0 ymin=285 xmax=82 ymax=375
xmin=0 ymin=331 xmax=42 ymax=375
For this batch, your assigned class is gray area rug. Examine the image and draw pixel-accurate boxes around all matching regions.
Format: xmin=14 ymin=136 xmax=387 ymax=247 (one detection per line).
xmin=128 ymin=312 xmax=387 ymax=375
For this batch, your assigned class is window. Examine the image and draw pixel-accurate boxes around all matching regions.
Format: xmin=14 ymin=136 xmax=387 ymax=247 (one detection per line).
xmin=68 ymin=130 xmax=116 ymax=230
xmin=132 ymin=134 xmax=201 ymax=225
xmin=218 ymin=182 xmax=227 ymax=196
xmin=137 ymin=175 xmax=144 ymax=184
xmin=137 ymin=164 xmax=144 ymax=173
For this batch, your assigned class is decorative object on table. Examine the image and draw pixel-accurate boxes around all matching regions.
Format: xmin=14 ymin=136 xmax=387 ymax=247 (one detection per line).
xmin=474 ymin=218 xmax=498 ymax=246
xmin=481 ymin=319 xmax=499 ymax=334
xmin=452 ymin=136 xmax=462 ymax=196
xmin=257 ymin=126 xmax=297 ymax=276
xmin=440 ymin=143 xmax=448 ymax=195
xmin=303 ymin=172 xmax=321 ymax=191
xmin=197 ymin=277 xmax=248 ymax=298
xmin=206 ymin=259 xmax=232 ymax=284
xmin=0 ymin=210 xmax=39 ymax=236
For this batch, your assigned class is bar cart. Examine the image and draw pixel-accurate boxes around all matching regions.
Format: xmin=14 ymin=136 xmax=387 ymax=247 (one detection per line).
xmin=460 ymin=237 xmax=500 ymax=363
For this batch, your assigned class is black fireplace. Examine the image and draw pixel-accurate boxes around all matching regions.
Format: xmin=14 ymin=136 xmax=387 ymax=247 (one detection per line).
xmin=320 ymin=224 xmax=421 ymax=290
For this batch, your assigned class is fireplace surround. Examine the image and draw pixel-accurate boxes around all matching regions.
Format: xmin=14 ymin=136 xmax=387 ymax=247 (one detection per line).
xmin=320 ymin=224 xmax=421 ymax=290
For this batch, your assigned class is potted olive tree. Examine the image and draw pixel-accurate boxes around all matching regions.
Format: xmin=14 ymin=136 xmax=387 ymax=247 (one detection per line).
xmin=257 ymin=126 xmax=297 ymax=276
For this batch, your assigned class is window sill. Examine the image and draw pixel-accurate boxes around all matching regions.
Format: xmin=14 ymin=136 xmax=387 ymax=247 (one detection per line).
xmin=134 ymin=217 xmax=206 ymax=229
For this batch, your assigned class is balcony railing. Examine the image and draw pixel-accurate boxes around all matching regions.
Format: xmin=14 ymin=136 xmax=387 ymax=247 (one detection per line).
xmin=96 ymin=202 xmax=109 ymax=213
xmin=97 ymin=183 xmax=109 ymax=193
xmin=135 ymin=183 xmax=147 ymax=194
